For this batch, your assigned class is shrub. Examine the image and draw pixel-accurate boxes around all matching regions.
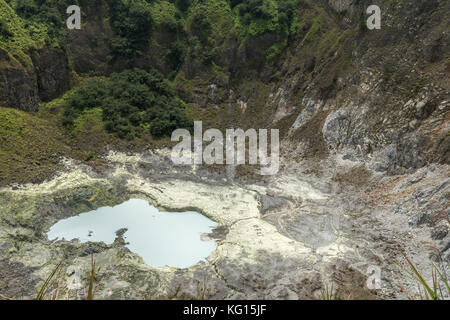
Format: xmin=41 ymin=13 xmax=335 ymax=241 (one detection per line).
xmin=108 ymin=0 xmax=153 ymax=57
xmin=15 ymin=0 xmax=39 ymax=18
xmin=189 ymin=10 xmax=211 ymax=43
xmin=167 ymin=40 xmax=187 ymax=71
xmin=64 ymin=69 xmax=193 ymax=139
xmin=234 ymin=0 xmax=299 ymax=37
xmin=175 ymin=0 xmax=191 ymax=12
xmin=0 ymin=19 xmax=13 ymax=38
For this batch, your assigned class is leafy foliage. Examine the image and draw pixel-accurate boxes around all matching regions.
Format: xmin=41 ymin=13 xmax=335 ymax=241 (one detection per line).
xmin=64 ymin=69 xmax=193 ymax=139
xmin=234 ymin=0 xmax=299 ymax=37
xmin=175 ymin=0 xmax=191 ymax=12
xmin=15 ymin=0 xmax=39 ymax=18
xmin=12 ymin=0 xmax=76 ymax=49
xmin=401 ymin=252 xmax=450 ymax=300
xmin=14 ymin=0 xmax=71 ymax=29
xmin=167 ymin=40 xmax=187 ymax=71
xmin=107 ymin=0 xmax=153 ymax=58
xmin=0 ymin=18 xmax=12 ymax=37
xmin=319 ymin=283 xmax=342 ymax=300
xmin=189 ymin=9 xmax=212 ymax=44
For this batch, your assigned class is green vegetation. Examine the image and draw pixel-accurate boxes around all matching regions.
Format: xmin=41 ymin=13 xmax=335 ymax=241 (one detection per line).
xmin=150 ymin=0 xmax=178 ymax=26
xmin=0 ymin=0 xmax=43 ymax=65
xmin=0 ymin=106 xmax=70 ymax=185
xmin=104 ymin=0 xmax=303 ymax=69
xmin=401 ymin=253 xmax=449 ymax=300
xmin=13 ymin=0 xmax=73 ymax=48
xmin=36 ymin=259 xmax=64 ymax=300
xmin=107 ymin=0 xmax=153 ymax=58
xmin=64 ymin=68 xmax=193 ymax=139
xmin=265 ymin=38 xmax=287 ymax=60
xmin=233 ymin=0 xmax=299 ymax=38
xmin=0 ymin=0 xmax=356 ymax=170
xmin=0 ymin=17 xmax=13 ymax=37
xmin=175 ymin=0 xmax=191 ymax=12
xmin=1 ymin=0 xmax=304 ymax=73
xmin=35 ymin=255 xmax=98 ymax=300
xmin=167 ymin=39 xmax=187 ymax=71
xmin=87 ymin=254 xmax=97 ymax=300
xmin=319 ymin=283 xmax=342 ymax=300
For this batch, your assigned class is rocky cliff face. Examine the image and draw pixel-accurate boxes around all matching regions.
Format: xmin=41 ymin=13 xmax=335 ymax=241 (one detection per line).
xmin=1 ymin=1 xmax=448 ymax=169
xmin=0 ymin=48 xmax=39 ymax=111
xmin=0 ymin=47 xmax=70 ymax=110
xmin=280 ymin=0 xmax=449 ymax=174
xmin=31 ymin=48 xmax=70 ymax=102
xmin=169 ymin=0 xmax=449 ymax=176
xmin=0 ymin=37 xmax=69 ymax=110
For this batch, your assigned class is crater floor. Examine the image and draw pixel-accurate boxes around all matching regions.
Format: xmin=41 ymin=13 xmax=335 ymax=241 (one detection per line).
xmin=0 ymin=150 xmax=448 ymax=299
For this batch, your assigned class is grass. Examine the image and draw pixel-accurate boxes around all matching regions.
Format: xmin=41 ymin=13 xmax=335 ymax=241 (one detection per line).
xmin=87 ymin=254 xmax=97 ymax=300
xmin=36 ymin=259 xmax=64 ymax=300
xmin=400 ymin=252 xmax=449 ymax=300
xmin=0 ymin=107 xmax=69 ymax=186
xmin=150 ymin=0 xmax=178 ymax=26
xmin=167 ymin=278 xmax=209 ymax=300
xmin=1 ymin=249 xmax=446 ymax=300
xmin=196 ymin=279 xmax=208 ymax=300
xmin=319 ymin=283 xmax=342 ymax=300
xmin=34 ymin=254 xmax=99 ymax=300
xmin=0 ymin=78 xmax=176 ymax=188
xmin=0 ymin=0 xmax=47 ymax=66
xmin=317 ymin=249 xmax=450 ymax=301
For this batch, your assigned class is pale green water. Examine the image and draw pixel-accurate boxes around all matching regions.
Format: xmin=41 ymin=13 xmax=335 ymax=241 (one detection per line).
xmin=47 ymin=199 xmax=218 ymax=268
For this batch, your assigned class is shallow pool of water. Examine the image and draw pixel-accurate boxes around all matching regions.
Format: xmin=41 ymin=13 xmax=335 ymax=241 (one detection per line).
xmin=47 ymin=199 xmax=218 ymax=268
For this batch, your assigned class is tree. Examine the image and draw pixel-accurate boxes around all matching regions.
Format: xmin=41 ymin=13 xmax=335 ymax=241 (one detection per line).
xmin=64 ymin=69 xmax=193 ymax=139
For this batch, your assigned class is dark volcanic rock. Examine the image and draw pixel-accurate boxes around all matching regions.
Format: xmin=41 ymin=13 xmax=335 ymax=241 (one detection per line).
xmin=31 ymin=48 xmax=70 ymax=102
xmin=0 ymin=48 xmax=39 ymax=111
xmin=0 ymin=243 xmax=37 ymax=299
